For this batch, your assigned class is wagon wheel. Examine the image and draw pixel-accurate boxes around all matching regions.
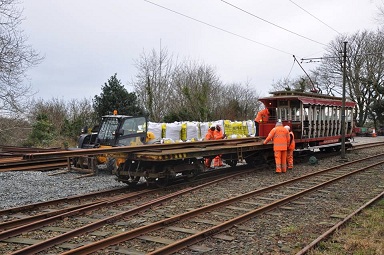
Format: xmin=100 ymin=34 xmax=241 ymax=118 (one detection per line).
xmin=154 ymin=176 xmax=169 ymax=188
xmin=245 ymin=158 xmax=256 ymax=168
xmin=186 ymin=159 xmax=204 ymax=181
xmin=227 ymin=159 xmax=238 ymax=167
xmin=154 ymin=166 xmax=172 ymax=188
xmin=120 ymin=162 xmax=143 ymax=186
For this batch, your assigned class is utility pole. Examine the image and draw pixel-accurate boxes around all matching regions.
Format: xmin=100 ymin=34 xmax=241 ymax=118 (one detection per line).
xmin=341 ymin=41 xmax=347 ymax=160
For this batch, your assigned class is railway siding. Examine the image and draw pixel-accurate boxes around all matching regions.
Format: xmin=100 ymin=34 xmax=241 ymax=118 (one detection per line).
xmin=0 ymin=137 xmax=383 ymax=254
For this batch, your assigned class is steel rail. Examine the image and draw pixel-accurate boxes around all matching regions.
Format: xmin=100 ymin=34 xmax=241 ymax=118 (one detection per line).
xmin=0 ymin=157 xmax=67 ymax=172
xmin=22 ymin=137 xmax=263 ymax=160
xmin=0 ymin=187 xmax=127 ymax=216
xmin=0 ymin=161 xmax=67 ymax=172
xmin=0 ymin=187 xmax=145 ymax=231
xmin=0 ymin=202 xmax=101 ymax=231
xmin=148 ymin=160 xmax=384 ymax=255
xmin=7 ymin=170 xmax=254 ymax=255
xmin=0 ymin=186 xmax=163 ymax=241
xmin=59 ymin=155 xmax=384 ymax=255
xmin=295 ymin=191 xmax=384 ymax=255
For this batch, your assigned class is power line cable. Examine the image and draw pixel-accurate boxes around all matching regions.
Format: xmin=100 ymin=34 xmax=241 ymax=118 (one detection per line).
xmin=144 ymin=0 xmax=293 ymax=55
xmin=288 ymin=0 xmax=341 ymax=35
xmin=220 ymin=0 xmax=328 ymax=47
xmin=286 ymin=57 xmax=296 ymax=79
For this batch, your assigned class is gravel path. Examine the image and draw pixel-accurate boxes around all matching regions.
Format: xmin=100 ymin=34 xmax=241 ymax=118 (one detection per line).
xmin=0 ymin=136 xmax=383 ymax=211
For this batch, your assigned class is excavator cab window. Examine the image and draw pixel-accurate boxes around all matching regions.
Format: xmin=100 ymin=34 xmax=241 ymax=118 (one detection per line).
xmin=116 ymin=117 xmax=147 ymax=146
xmin=97 ymin=117 xmax=120 ymax=146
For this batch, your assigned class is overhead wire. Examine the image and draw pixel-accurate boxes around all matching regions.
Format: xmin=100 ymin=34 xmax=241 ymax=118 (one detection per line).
xmin=288 ymin=0 xmax=341 ymax=35
xmin=144 ymin=0 xmax=293 ymax=55
xmin=286 ymin=57 xmax=296 ymax=79
xmin=220 ymin=0 xmax=328 ymax=47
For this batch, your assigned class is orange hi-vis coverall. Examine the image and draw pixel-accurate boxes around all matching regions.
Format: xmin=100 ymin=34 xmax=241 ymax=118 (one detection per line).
xmin=255 ymin=108 xmax=269 ymax=136
xmin=255 ymin=108 xmax=270 ymax=123
xmin=287 ymin=131 xmax=295 ymax=169
xmin=204 ymin=129 xmax=215 ymax=167
xmin=205 ymin=129 xmax=215 ymax=140
xmin=263 ymin=125 xmax=289 ymax=173
xmin=213 ymin=128 xmax=224 ymax=167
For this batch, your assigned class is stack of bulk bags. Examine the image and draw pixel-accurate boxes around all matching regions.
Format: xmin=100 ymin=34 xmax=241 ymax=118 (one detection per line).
xmin=246 ymin=120 xmax=256 ymax=136
xmin=165 ymin=122 xmax=182 ymax=142
xmin=149 ymin=119 xmax=254 ymax=141
xmin=148 ymin=122 xmax=162 ymax=140
xmin=200 ymin=122 xmax=211 ymax=140
xmin=241 ymin=121 xmax=248 ymax=136
xmin=231 ymin=121 xmax=242 ymax=138
xmin=224 ymin=120 xmax=233 ymax=137
xmin=184 ymin=122 xmax=199 ymax=141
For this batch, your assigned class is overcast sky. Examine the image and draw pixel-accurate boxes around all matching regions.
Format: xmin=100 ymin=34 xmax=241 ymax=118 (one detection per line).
xmin=22 ymin=0 xmax=382 ymax=101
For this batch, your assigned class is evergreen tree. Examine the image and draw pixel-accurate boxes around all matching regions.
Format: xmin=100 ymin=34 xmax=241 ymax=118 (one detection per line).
xmin=93 ymin=74 xmax=145 ymax=118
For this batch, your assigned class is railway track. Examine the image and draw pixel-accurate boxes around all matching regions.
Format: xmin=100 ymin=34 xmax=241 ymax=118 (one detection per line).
xmin=0 ymin=157 xmax=68 ymax=172
xmin=0 ymin=146 xmax=62 ymax=158
xmin=0 ymin=146 xmax=66 ymax=172
xmin=0 ymin=151 xmax=382 ymax=254
xmin=0 ymin=168 xmax=255 ymax=255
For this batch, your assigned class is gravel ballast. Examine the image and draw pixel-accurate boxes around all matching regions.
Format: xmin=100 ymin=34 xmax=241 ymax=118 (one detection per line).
xmin=0 ymin=171 xmax=127 ymax=210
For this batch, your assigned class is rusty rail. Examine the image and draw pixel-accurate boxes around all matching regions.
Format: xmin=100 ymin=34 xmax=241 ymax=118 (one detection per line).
xmin=22 ymin=137 xmax=263 ymax=160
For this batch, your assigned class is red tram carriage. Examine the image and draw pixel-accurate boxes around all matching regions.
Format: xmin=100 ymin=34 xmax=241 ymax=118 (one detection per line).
xmin=258 ymin=91 xmax=356 ymax=151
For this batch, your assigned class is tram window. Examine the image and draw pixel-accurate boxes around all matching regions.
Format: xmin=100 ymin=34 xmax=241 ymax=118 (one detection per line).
xmin=334 ymin=107 xmax=341 ymax=121
xmin=278 ymin=108 xmax=288 ymax=121
xmin=303 ymin=107 xmax=309 ymax=120
xmin=325 ymin=107 xmax=331 ymax=120
xmin=290 ymin=108 xmax=296 ymax=121
xmin=268 ymin=108 xmax=277 ymax=121
xmin=295 ymin=109 xmax=301 ymax=121
xmin=315 ymin=107 xmax=320 ymax=120
xmin=289 ymin=107 xmax=300 ymax=121
xmin=346 ymin=108 xmax=353 ymax=121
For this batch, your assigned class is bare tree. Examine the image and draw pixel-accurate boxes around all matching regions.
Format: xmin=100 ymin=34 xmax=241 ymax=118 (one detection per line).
xmin=26 ymin=97 xmax=95 ymax=147
xmin=375 ymin=2 xmax=384 ymax=25
xmin=0 ymin=0 xmax=42 ymax=116
xmin=133 ymin=47 xmax=175 ymax=122
xmin=29 ymin=98 xmax=68 ymax=132
xmin=315 ymin=30 xmax=384 ymax=127
xmin=271 ymin=76 xmax=314 ymax=93
xmin=217 ymin=81 xmax=261 ymax=120
xmin=0 ymin=0 xmax=42 ymax=145
xmin=133 ymin=48 xmax=262 ymax=122
xmin=171 ymin=60 xmax=221 ymax=121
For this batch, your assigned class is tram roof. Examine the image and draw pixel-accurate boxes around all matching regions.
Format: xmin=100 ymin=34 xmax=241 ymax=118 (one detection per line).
xmin=259 ymin=91 xmax=356 ymax=107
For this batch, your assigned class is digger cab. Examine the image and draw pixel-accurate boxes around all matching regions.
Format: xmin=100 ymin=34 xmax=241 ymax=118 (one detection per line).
xmin=78 ymin=115 xmax=148 ymax=148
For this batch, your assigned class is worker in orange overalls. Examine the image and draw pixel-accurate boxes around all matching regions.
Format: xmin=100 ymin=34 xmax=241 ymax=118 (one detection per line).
xmin=204 ymin=124 xmax=216 ymax=168
xmin=213 ymin=124 xmax=226 ymax=167
xmin=263 ymin=120 xmax=289 ymax=173
xmin=255 ymin=108 xmax=269 ymax=136
xmin=284 ymin=125 xmax=295 ymax=170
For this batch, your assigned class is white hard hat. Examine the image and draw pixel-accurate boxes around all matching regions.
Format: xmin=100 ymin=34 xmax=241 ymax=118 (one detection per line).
xmin=210 ymin=124 xmax=215 ymax=128
xmin=284 ymin=125 xmax=290 ymax=131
